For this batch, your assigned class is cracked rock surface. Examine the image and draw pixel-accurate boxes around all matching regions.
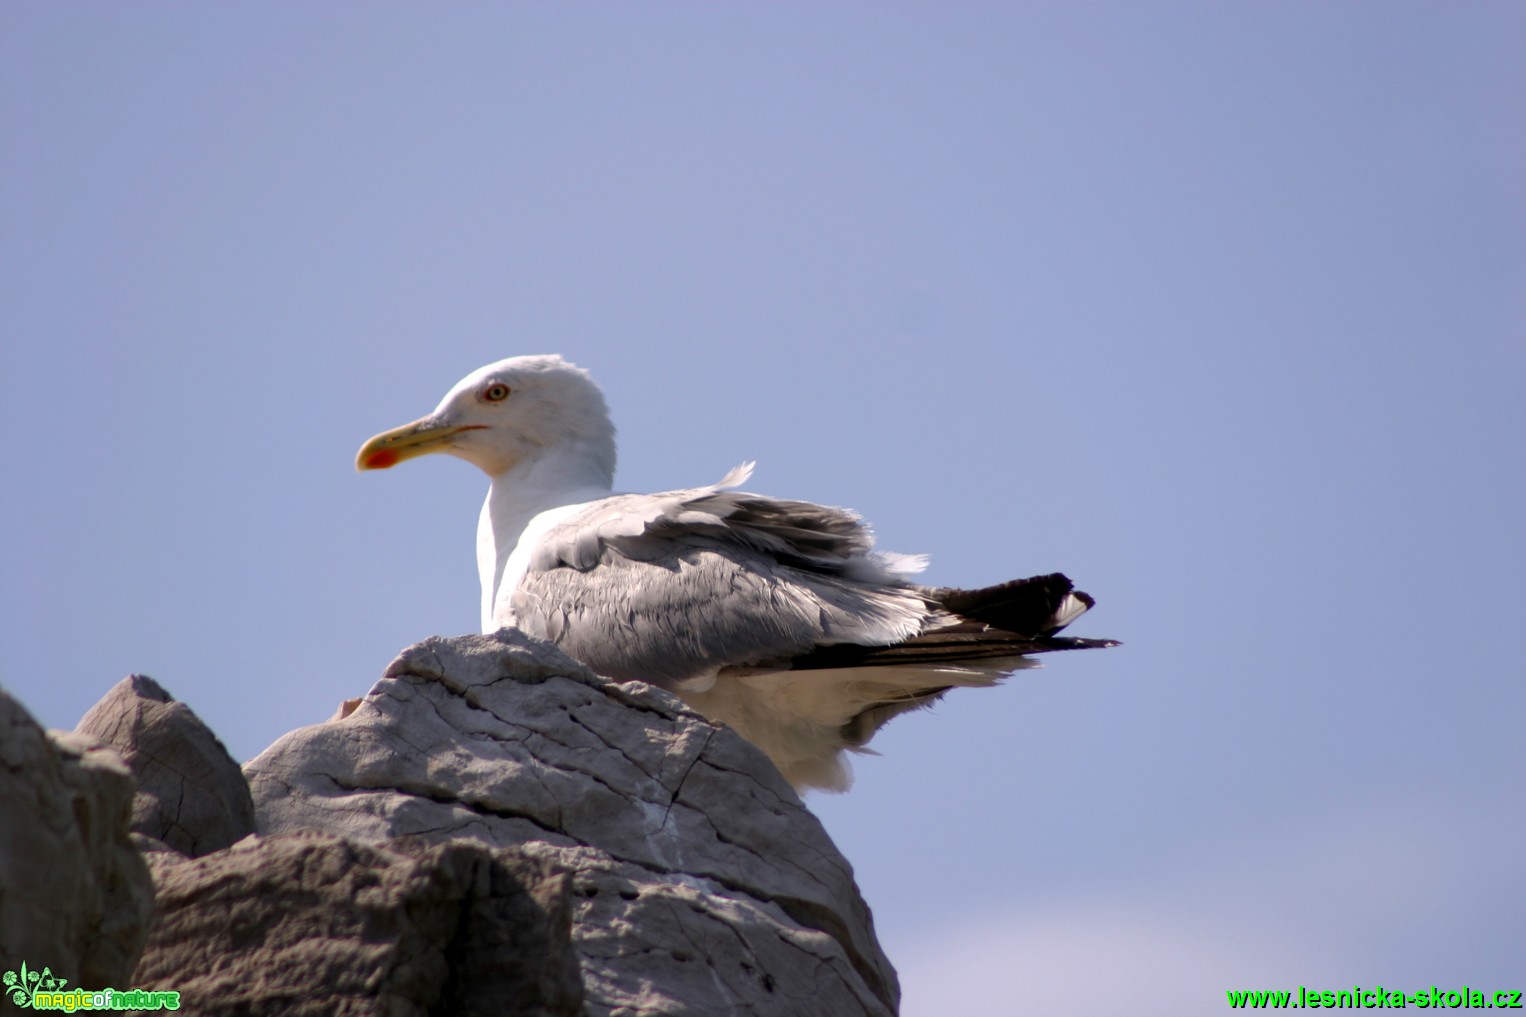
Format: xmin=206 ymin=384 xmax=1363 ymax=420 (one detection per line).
xmin=76 ymin=674 xmax=256 ymax=857
xmin=0 ymin=687 xmax=154 ymax=984
xmin=244 ymin=629 xmax=899 ymax=1017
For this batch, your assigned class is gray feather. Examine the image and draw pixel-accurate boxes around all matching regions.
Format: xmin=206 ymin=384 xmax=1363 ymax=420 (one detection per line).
xmin=510 ymin=481 xmax=928 ymax=686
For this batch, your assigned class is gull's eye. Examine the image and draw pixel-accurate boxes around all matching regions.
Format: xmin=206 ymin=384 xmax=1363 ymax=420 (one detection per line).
xmin=481 ymin=383 xmax=511 ymax=403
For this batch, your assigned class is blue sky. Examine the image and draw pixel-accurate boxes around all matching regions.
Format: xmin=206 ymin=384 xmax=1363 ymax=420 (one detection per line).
xmin=3 ymin=5 xmax=1522 ymax=1013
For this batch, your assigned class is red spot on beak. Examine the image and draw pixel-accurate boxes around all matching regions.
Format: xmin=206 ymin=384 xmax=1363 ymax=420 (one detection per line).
xmin=364 ymin=448 xmax=400 ymax=470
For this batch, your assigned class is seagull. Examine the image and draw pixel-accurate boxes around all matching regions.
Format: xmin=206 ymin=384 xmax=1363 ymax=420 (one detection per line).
xmin=357 ymin=355 xmax=1116 ymax=791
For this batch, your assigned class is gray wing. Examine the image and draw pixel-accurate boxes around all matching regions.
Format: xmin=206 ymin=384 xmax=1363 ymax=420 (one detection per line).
xmin=509 ymin=465 xmax=933 ymax=687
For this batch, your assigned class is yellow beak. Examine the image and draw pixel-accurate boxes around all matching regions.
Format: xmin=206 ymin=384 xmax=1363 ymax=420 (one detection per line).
xmin=355 ymin=417 xmax=486 ymax=471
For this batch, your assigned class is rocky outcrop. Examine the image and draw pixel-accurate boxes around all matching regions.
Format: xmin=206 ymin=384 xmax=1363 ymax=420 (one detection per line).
xmin=0 ymin=689 xmax=154 ymax=986
xmin=244 ymin=630 xmax=899 ymax=1017
xmin=4 ymin=629 xmax=897 ymax=1015
xmin=76 ymin=674 xmax=255 ymax=857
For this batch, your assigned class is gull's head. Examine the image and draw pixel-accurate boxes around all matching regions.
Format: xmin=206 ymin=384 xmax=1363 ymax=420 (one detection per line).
xmin=356 ymin=354 xmax=616 ymax=480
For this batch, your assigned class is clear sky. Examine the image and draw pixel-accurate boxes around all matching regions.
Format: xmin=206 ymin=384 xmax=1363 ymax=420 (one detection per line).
xmin=3 ymin=5 xmax=1521 ymax=1013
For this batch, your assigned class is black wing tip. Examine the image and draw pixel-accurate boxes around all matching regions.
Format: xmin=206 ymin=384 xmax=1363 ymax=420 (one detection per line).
xmin=784 ymin=632 xmax=1120 ymax=671
xmin=1039 ymin=636 xmax=1121 ymax=651
xmin=937 ymin=572 xmax=1104 ymax=637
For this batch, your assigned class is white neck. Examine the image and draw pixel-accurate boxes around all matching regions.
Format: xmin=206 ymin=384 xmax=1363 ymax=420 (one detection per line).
xmin=476 ymin=438 xmax=616 ymax=631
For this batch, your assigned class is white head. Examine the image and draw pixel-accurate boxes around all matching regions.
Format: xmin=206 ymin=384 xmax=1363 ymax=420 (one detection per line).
xmin=356 ymin=354 xmax=617 ymax=483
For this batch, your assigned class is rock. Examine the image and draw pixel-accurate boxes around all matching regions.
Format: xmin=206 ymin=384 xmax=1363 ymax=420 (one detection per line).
xmin=0 ymin=687 xmax=154 ymax=985
xmin=76 ymin=675 xmax=256 ymax=857
xmin=8 ymin=629 xmax=898 ymax=1013
xmin=242 ymin=629 xmax=899 ymax=1016
xmin=133 ymin=830 xmax=582 ymax=1017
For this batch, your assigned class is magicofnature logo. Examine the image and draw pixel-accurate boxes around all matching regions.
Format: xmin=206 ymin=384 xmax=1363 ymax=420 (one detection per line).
xmin=2 ymin=963 xmax=180 ymax=1011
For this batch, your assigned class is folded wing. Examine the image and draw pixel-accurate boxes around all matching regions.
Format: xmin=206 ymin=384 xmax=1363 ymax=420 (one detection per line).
xmin=510 ymin=465 xmax=931 ymax=687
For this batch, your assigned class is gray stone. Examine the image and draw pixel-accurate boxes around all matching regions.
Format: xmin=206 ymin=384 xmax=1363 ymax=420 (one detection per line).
xmin=0 ymin=687 xmax=154 ymax=986
xmin=76 ymin=674 xmax=256 ymax=857
xmin=133 ymin=830 xmax=582 ymax=1017
xmin=244 ymin=629 xmax=899 ymax=1016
